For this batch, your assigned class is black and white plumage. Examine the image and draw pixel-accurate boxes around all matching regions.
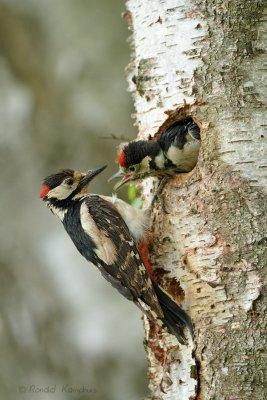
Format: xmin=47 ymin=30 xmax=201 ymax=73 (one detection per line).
xmin=40 ymin=166 xmax=193 ymax=344
xmin=110 ymin=117 xmax=200 ymax=190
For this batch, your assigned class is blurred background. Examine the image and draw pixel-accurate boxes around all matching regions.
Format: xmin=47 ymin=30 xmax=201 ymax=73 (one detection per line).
xmin=0 ymin=1 xmax=148 ymax=399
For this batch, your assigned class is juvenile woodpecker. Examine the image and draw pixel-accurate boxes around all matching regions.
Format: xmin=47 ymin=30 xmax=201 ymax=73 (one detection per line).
xmin=110 ymin=117 xmax=200 ymax=190
xmin=39 ymin=166 xmax=193 ymax=344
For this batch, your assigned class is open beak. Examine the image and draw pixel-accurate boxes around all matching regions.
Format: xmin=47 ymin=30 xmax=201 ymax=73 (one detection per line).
xmin=109 ymin=169 xmax=138 ymax=191
xmin=112 ymin=174 xmax=133 ymax=191
xmin=108 ymin=170 xmax=123 ymax=182
xmin=80 ymin=165 xmax=107 ymax=188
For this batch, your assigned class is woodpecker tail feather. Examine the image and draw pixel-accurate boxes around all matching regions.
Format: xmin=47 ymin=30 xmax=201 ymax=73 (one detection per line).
xmin=153 ymin=282 xmax=194 ymax=344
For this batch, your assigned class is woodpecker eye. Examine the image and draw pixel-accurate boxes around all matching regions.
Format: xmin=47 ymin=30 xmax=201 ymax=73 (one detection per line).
xmin=129 ymin=166 xmax=135 ymax=172
xmin=65 ymin=177 xmax=74 ymax=185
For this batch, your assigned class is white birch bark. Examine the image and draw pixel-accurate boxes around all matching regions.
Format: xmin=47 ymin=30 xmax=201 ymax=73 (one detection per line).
xmin=125 ymin=1 xmax=266 ymax=399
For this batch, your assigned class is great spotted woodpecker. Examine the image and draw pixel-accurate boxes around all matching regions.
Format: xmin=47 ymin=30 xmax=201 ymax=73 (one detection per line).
xmin=39 ymin=166 xmax=193 ymax=344
xmin=110 ymin=117 xmax=200 ymax=190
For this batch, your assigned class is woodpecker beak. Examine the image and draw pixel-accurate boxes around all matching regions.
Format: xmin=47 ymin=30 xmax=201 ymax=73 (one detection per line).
xmin=80 ymin=165 xmax=107 ymax=188
xmin=109 ymin=169 xmax=136 ymax=191
xmin=108 ymin=170 xmax=123 ymax=182
xmin=112 ymin=174 xmax=133 ymax=191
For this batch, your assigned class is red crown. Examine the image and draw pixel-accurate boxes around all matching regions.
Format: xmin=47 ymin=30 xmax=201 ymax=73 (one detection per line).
xmin=39 ymin=184 xmax=50 ymax=198
xmin=117 ymin=149 xmax=127 ymax=168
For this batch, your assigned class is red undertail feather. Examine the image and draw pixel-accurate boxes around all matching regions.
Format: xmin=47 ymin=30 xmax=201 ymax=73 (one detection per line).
xmin=138 ymin=241 xmax=153 ymax=278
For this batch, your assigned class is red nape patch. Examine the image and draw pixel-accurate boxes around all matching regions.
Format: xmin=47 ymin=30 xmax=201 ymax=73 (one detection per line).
xmin=117 ymin=149 xmax=127 ymax=168
xmin=39 ymin=184 xmax=50 ymax=199
xmin=138 ymin=241 xmax=153 ymax=278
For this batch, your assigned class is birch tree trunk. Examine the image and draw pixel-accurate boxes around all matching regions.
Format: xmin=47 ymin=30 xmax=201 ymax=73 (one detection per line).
xmin=124 ymin=1 xmax=266 ymax=399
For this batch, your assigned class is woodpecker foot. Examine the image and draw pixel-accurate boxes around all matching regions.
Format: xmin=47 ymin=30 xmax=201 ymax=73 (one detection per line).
xmin=138 ymin=240 xmax=153 ymax=278
xmin=152 ymin=176 xmax=170 ymax=214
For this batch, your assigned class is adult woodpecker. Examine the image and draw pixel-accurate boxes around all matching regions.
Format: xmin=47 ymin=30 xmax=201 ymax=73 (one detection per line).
xmin=39 ymin=166 xmax=193 ymax=344
xmin=110 ymin=117 xmax=200 ymax=190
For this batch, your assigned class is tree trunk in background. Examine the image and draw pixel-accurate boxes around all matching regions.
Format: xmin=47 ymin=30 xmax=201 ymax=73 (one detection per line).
xmin=125 ymin=1 xmax=266 ymax=399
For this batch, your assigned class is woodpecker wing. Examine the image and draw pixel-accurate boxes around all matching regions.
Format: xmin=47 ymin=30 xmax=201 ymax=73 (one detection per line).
xmin=162 ymin=118 xmax=199 ymax=146
xmin=156 ymin=119 xmax=200 ymax=173
xmin=70 ymin=195 xmax=164 ymax=318
xmin=62 ymin=194 xmax=191 ymax=343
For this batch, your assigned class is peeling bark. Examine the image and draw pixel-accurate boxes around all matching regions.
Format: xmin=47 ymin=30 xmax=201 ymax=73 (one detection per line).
xmin=125 ymin=1 xmax=266 ymax=399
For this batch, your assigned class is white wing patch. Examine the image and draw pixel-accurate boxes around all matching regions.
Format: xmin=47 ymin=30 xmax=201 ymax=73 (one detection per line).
xmin=47 ymin=181 xmax=79 ymax=200
xmin=80 ymin=202 xmax=118 ymax=265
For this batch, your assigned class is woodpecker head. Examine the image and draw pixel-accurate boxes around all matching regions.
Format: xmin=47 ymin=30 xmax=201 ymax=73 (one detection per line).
xmin=110 ymin=119 xmax=201 ymax=191
xmin=109 ymin=140 xmax=163 ymax=191
xmin=39 ymin=165 xmax=107 ymax=206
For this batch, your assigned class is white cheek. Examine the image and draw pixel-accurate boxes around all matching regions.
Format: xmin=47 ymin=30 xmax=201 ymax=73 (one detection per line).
xmin=47 ymin=182 xmax=78 ymax=200
xmin=47 ymin=186 xmax=71 ymax=200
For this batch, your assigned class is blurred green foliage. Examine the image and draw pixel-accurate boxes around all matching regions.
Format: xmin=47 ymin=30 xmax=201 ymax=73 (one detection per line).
xmin=127 ymin=184 xmax=143 ymax=209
